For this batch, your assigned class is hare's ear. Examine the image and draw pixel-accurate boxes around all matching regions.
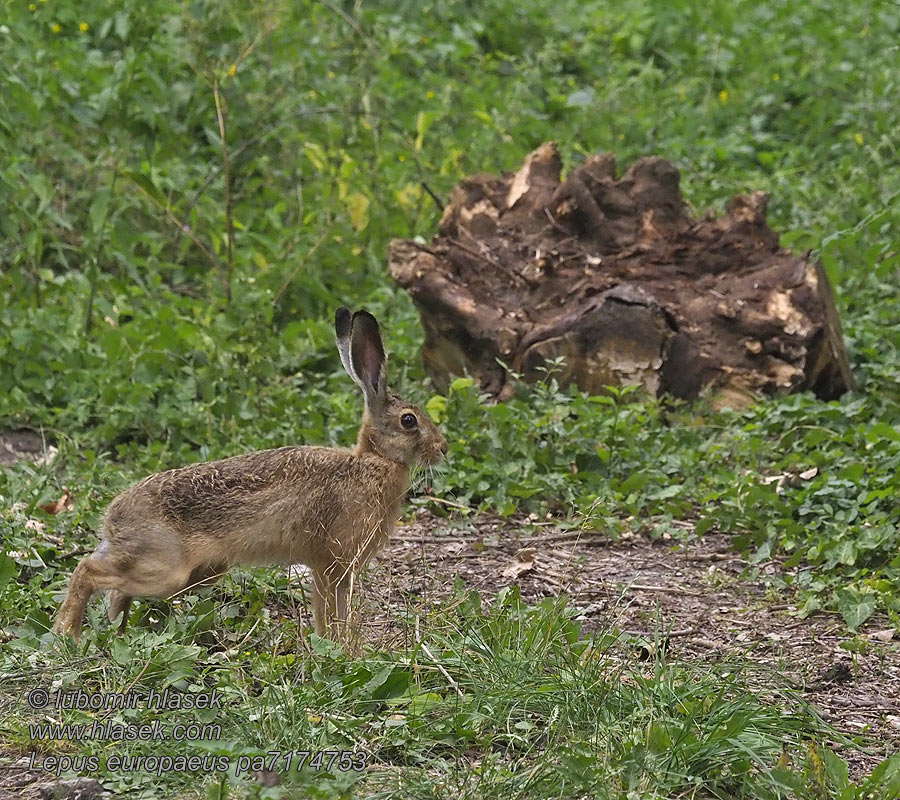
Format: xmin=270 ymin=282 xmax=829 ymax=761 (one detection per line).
xmin=335 ymin=306 xmax=361 ymax=387
xmin=350 ymin=310 xmax=387 ymax=410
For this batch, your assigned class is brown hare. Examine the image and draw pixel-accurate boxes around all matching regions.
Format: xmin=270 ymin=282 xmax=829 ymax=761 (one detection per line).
xmin=53 ymin=308 xmax=447 ymax=641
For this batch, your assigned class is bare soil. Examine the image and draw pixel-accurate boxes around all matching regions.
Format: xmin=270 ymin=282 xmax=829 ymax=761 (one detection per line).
xmin=0 ymin=430 xmax=49 ymax=467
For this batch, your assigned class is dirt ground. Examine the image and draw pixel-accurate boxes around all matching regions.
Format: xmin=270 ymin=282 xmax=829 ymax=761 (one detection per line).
xmin=364 ymin=510 xmax=900 ymax=780
xmin=0 ymin=430 xmax=49 ymax=466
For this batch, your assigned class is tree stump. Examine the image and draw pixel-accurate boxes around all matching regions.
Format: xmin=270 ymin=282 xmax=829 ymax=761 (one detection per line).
xmin=389 ymin=142 xmax=855 ymax=408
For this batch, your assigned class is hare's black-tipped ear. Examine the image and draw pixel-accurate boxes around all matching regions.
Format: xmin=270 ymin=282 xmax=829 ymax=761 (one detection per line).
xmin=335 ymin=307 xmax=358 ymax=384
xmin=350 ymin=310 xmax=387 ymax=409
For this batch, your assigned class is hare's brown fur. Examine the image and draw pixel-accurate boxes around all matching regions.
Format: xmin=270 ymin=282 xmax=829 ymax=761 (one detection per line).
xmin=53 ymin=309 xmax=446 ymax=641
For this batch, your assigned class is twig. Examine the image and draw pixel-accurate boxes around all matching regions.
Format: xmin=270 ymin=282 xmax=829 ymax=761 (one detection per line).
xmin=271 ymin=231 xmax=329 ymax=306
xmin=421 ymin=181 xmax=444 ymax=213
xmin=540 ymin=530 xmax=604 ymax=544
xmin=419 ymin=641 xmax=464 ymax=697
xmin=58 ymin=548 xmax=91 ymax=560
xmin=624 ymin=627 xmax=696 ymax=638
xmin=448 ymin=238 xmax=504 ymax=271
xmin=544 ymin=206 xmax=570 ymax=236
xmin=318 ymin=0 xmax=370 ymax=42
xmin=441 ymin=551 xmax=494 ymax=560
xmin=213 ymin=81 xmax=234 ymax=301
xmin=120 ymin=658 xmax=152 ymax=701
xmin=682 ymin=552 xmax=739 ymax=563
xmin=84 ymin=169 xmax=119 ymax=334
xmin=628 ymin=583 xmax=704 ymax=597
xmin=421 ymin=496 xmax=472 ymax=511
xmin=688 ymin=637 xmax=721 ymax=649
xmin=392 ymin=533 xmax=465 ymax=544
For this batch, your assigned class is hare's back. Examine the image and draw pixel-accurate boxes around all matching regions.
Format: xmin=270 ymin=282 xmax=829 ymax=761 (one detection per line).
xmin=108 ymin=446 xmax=359 ymax=535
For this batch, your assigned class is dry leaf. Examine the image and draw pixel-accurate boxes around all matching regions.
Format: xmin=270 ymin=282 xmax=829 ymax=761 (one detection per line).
xmin=867 ymin=629 xmax=895 ymax=642
xmin=798 ymin=467 xmax=819 ymax=481
xmin=39 ymin=489 xmax=74 ymax=515
xmin=24 ymin=519 xmax=46 ymax=534
xmin=501 ymin=547 xmax=536 ymax=579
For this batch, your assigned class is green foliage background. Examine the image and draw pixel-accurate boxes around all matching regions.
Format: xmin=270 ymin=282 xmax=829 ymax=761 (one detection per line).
xmin=1 ymin=0 xmax=899 ymax=795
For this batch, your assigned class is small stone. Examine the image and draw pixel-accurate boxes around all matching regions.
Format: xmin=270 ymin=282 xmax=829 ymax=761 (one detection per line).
xmin=39 ymin=778 xmax=104 ymax=800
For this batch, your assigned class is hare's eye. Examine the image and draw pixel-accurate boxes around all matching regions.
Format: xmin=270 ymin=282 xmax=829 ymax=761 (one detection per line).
xmin=400 ymin=413 xmax=418 ymax=430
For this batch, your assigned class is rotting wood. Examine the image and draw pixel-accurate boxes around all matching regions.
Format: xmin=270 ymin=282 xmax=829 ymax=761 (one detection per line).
xmin=389 ymin=142 xmax=855 ymax=408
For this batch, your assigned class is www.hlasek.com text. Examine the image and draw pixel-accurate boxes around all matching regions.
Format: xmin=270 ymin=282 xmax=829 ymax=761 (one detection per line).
xmin=30 ymin=719 xmax=221 ymax=742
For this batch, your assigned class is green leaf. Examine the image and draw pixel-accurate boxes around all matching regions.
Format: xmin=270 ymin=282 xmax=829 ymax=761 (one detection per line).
xmin=822 ymin=748 xmax=850 ymax=789
xmin=345 ymin=192 xmax=370 ymax=231
xmin=414 ymin=110 xmax=437 ymax=151
xmin=125 ymin=171 xmax=165 ymax=205
xmin=835 ymin=539 xmax=857 ymax=565
xmin=89 ymin=188 xmax=110 ymax=234
xmin=449 ymin=377 xmax=474 ymax=393
xmin=0 ymin=553 xmax=16 ymax=590
xmin=426 ymin=394 xmax=447 ymax=424
xmin=836 ymin=587 xmax=876 ymax=631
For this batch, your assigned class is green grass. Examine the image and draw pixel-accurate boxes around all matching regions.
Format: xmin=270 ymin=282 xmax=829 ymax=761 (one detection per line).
xmin=1 ymin=0 xmax=900 ymax=796
xmin=7 ymin=589 xmax=898 ymax=799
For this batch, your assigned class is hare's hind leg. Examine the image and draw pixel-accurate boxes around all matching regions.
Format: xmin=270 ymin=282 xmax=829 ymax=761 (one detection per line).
xmin=107 ymin=590 xmax=133 ymax=634
xmin=105 ymin=562 xmax=223 ymax=637
xmin=55 ymin=523 xmax=193 ymax=640
xmin=54 ymin=553 xmax=125 ymax=640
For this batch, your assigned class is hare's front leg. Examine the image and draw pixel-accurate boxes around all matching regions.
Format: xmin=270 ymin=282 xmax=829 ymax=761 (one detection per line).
xmin=311 ymin=569 xmax=332 ymax=637
xmin=311 ymin=568 xmax=353 ymax=640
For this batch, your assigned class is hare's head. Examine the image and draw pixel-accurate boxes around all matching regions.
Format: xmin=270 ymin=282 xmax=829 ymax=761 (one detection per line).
xmin=336 ymin=308 xmax=447 ymax=468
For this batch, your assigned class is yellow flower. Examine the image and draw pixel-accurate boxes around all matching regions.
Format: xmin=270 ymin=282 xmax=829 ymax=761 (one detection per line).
xmin=853 ymin=132 xmax=864 ymax=145
xmin=79 ymin=21 xmax=89 ymax=31
xmin=29 ymin=3 xmax=36 ymax=10
xmin=772 ymin=73 xmax=780 ymax=81
xmin=228 ymin=64 xmax=237 ymax=76
xmin=52 ymin=22 xmax=60 ymax=32
xmin=426 ymin=90 xmax=435 ymax=99
xmin=718 ymin=90 xmax=728 ymax=103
